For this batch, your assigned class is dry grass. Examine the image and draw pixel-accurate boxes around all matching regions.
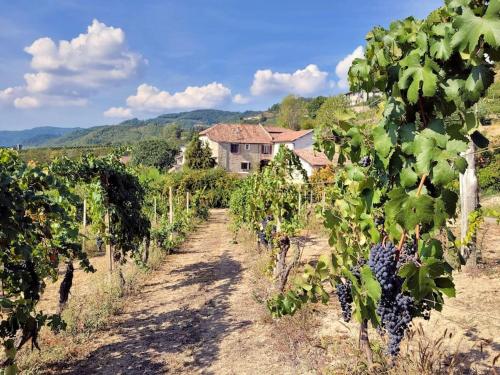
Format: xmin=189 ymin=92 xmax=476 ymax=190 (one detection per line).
xmin=16 ymin=246 xmax=169 ymax=373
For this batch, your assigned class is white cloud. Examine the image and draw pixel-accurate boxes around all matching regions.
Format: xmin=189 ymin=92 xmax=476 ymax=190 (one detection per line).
xmin=335 ymin=46 xmax=364 ymax=90
xmin=14 ymin=96 xmax=40 ymax=109
xmin=103 ymin=106 xmax=133 ymax=118
xmin=0 ymin=19 xmax=144 ymax=109
xmin=0 ymin=87 xmax=22 ymax=104
xmin=232 ymin=93 xmax=250 ymax=104
xmin=250 ymin=64 xmax=328 ymax=96
xmin=126 ymin=82 xmax=232 ymax=112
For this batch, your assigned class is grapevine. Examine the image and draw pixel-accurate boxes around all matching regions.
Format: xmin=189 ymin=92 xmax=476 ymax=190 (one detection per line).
xmin=0 ymin=150 xmax=94 ymax=371
xmin=267 ymin=0 xmax=499 ymax=361
xmin=230 ymin=146 xmax=308 ymax=291
xmin=51 ymin=153 xmax=151 ymax=263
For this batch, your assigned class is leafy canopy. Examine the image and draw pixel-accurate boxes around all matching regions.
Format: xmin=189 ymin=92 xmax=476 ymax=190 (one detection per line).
xmin=131 ymin=139 xmax=179 ymax=171
xmin=268 ymin=0 xmax=499 ymax=331
xmin=184 ymin=136 xmax=216 ymax=170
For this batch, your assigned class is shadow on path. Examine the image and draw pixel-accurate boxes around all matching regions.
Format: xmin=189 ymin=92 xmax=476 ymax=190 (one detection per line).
xmin=63 ymin=251 xmax=249 ymax=374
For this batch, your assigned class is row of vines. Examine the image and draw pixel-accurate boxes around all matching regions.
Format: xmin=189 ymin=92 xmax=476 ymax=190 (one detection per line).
xmin=0 ymin=149 xmax=212 ymax=373
xmin=229 ymin=0 xmax=499 ymax=365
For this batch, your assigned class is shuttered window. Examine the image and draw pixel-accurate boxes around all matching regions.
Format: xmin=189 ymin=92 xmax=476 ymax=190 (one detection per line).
xmin=230 ymin=144 xmax=239 ymax=153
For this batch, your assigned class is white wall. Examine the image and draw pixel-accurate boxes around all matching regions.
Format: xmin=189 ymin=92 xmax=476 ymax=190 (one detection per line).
xmin=273 ymin=142 xmax=293 ymax=156
xmin=299 ymin=158 xmax=314 ymax=177
xmin=199 ymin=135 xmax=219 ymax=162
xmin=272 ymin=132 xmax=313 ymax=156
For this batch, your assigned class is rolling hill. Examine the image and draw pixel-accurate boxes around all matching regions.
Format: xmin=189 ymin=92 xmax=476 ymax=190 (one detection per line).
xmin=0 ymin=126 xmax=79 ymax=147
xmin=0 ymin=109 xmax=263 ymax=148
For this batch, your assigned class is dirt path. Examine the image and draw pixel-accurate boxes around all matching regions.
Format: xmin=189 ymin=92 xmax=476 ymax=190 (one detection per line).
xmin=59 ymin=209 xmax=296 ymax=375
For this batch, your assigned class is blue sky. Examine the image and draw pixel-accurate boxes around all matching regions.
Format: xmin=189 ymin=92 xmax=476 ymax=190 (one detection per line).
xmin=0 ymin=0 xmax=442 ymax=130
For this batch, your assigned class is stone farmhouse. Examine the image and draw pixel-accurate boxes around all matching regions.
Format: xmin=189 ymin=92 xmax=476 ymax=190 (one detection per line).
xmin=198 ymin=123 xmax=331 ymax=176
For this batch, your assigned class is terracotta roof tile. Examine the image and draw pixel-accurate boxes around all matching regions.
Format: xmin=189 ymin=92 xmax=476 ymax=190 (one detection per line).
xmin=199 ymin=123 xmax=272 ymax=144
xmin=273 ymin=129 xmax=313 ymax=142
xmin=263 ymin=126 xmax=289 ymax=133
xmin=293 ymin=148 xmax=332 ymax=167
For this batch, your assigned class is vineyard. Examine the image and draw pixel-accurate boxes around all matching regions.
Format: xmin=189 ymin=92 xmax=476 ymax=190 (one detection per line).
xmin=1 ymin=0 xmax=500 ymax=374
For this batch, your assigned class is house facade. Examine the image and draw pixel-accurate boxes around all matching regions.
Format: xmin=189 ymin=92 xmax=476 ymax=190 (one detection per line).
xmin=199 ymin=123 xmax=331 ymax=176
xmin=199 ymin=124 xmax=274 ymax=173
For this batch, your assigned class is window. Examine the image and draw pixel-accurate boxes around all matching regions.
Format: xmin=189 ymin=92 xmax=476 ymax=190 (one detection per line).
xmin=230 ymin=143 xmax=239 ymax=153
xmin=244 ymin=144 xmax=251 ymax=151
xmin=241 ymin=162 xmax=251 ymax=171
xmin=261 ymin=144 xmax=271 ymax=154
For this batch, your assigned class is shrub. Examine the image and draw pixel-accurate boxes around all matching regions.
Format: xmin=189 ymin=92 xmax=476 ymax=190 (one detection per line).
xmin=165 ymin=167 xmax=239 ymax=208
xmin=131 ymin=139 xmax=179 ymax=171
xmin=478 ymin=153 xmax=500 ymax=194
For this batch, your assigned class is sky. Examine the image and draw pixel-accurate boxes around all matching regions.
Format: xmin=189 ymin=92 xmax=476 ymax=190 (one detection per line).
xmin=0 ymin=0 xmax=443 ymax=130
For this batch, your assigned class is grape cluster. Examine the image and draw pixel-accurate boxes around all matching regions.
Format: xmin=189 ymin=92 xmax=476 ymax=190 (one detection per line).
xmin=335 ymin=259 xmax=367 ymax=322
xmin=359 ymin=156 xmax=371 ymax=167
xmin=397 ymin=240 xmax=418 ymax=269
xmin=376 ymin=291 xmax=414 ymax=356
xmin=369 ymin=242 xmax=398 ymax=292
xmin=369 ymin=242 xmax=414 ymax=356
xmin=335 ymin=281 xmax=353 ymax=322
xmin=258 ymin=215 xmax=274 ymax=245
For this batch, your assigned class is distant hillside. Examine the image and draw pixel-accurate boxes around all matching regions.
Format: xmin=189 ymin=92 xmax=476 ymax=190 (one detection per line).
xmin=1 ymin=109 xmax=263 ymax=148
xmin=0 ymin=126 xmax=79 ymax=147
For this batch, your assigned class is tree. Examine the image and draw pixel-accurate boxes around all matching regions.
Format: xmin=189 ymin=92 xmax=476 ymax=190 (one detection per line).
xmin=184 ymin=136 xmax=216 ymax=169
xmin=306 ymin=96 xmax=327 ymax=119
xmin=315 ymin=95 xmax=352 ymax=130
xmin=268 ymin=103 xmax=280 ymax=113
xmin=277 ymin=95 xmax=307 ymax=130
xmin=131 ymin=139 xmax=179 ymax=171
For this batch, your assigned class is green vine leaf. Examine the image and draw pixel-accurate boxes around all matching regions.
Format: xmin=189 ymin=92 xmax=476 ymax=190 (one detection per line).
xmin=360 ymin=266 xmax=381 ymax=300
xmin=464 ymin=65 xmax=495 ymax=101
xmin=435 ymin=277 xmax=456 ymax=297
xmin=399 ymin=54 xmax=439 ymax=103
xmin=451 ymin=3 xmax=500 ymax=53
xmin=396 ymin=194 xmax=435 ymax=231
xmin=430 ymin=37 xmax=452 ymax=60
xmin=441 ymin=78 xmax=464 ymax=103
xmin=373 ymin=124 xmax=395 ymax=165
xmin=400 ymin=167 xmax=418 ymax=188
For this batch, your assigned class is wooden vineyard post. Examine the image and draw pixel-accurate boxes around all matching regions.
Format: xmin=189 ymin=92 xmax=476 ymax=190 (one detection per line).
xmin=82 ymin=198 xmax=87 ymax=253
xmin=169 ymin=187 xmax=174 ymax=241
xmin=459 ymin=141 xmax=479 ymax=266
xmin=153 ymin=196 xmax=157 ymax=226
xmin=359 ymin=320 xmax=374 ymax=366
xmin=321 ymin=190 xmax=326 ymax=209
xmin=310 ymin=189 xmax=313 ymax=205
xmin=298 ymin=187 xmax=302 ymax=216
xmin=105 ymin=210 xmax=113 ymax=274
xmin=186 ymin=191 xmax=190 ymax=212
xmin=169 ymin=187 xmax=174 ymax=225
